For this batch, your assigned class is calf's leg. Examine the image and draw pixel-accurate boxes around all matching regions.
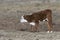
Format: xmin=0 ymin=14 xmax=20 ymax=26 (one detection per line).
xmin=47 ymin=13 xmax=53 ymax=33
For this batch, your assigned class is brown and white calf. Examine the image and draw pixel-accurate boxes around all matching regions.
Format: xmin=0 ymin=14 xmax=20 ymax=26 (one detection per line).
xmin=20 ymin=9 xmax=53 ymax=33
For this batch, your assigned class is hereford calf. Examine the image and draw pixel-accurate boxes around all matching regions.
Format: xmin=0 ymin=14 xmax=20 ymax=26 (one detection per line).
xmin=20 ymin=9 xmax=53 ymax=33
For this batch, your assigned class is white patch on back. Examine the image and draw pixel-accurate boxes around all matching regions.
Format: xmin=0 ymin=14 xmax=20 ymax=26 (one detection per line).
xmin=30 ymin=22 xmax=35 ymax=26
xmin=20 ymin=16 xmax=27 ymax=23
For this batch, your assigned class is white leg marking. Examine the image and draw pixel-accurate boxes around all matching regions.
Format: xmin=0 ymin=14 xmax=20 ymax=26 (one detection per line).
xmin=47 ymin=31 xmax=50 ymax=33
xmin=47 ymin=31 xmax=53 ymax=33
xmin=20 ymin=16 xmax=27 ymax=23
xmin=30 ymin=22 xmax=35 ymax=26
xmin=50 ymin=31 xmax=53 ymax=33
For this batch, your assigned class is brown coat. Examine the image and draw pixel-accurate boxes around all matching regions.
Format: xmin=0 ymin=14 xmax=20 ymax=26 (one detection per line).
xmin=23 ymin=9 xmax=53 ymax=32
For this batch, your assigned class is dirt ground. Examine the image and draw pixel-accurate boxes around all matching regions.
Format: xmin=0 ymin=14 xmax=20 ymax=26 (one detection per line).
xmin=0 ymin=0 xmax=60 ymax=40
xmin=0 ymin=30 xmax=60 ymax=40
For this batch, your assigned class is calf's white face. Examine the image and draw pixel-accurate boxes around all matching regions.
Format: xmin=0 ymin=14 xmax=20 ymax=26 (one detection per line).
xmin=20 ymin=16 xmax=27 ymax=23
xmin=20 ymin=16 xmax=35 ymax=26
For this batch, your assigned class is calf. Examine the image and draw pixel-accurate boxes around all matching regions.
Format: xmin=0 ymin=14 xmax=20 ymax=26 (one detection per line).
xmin=20 ymin=9 xmax=53 ymax=33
